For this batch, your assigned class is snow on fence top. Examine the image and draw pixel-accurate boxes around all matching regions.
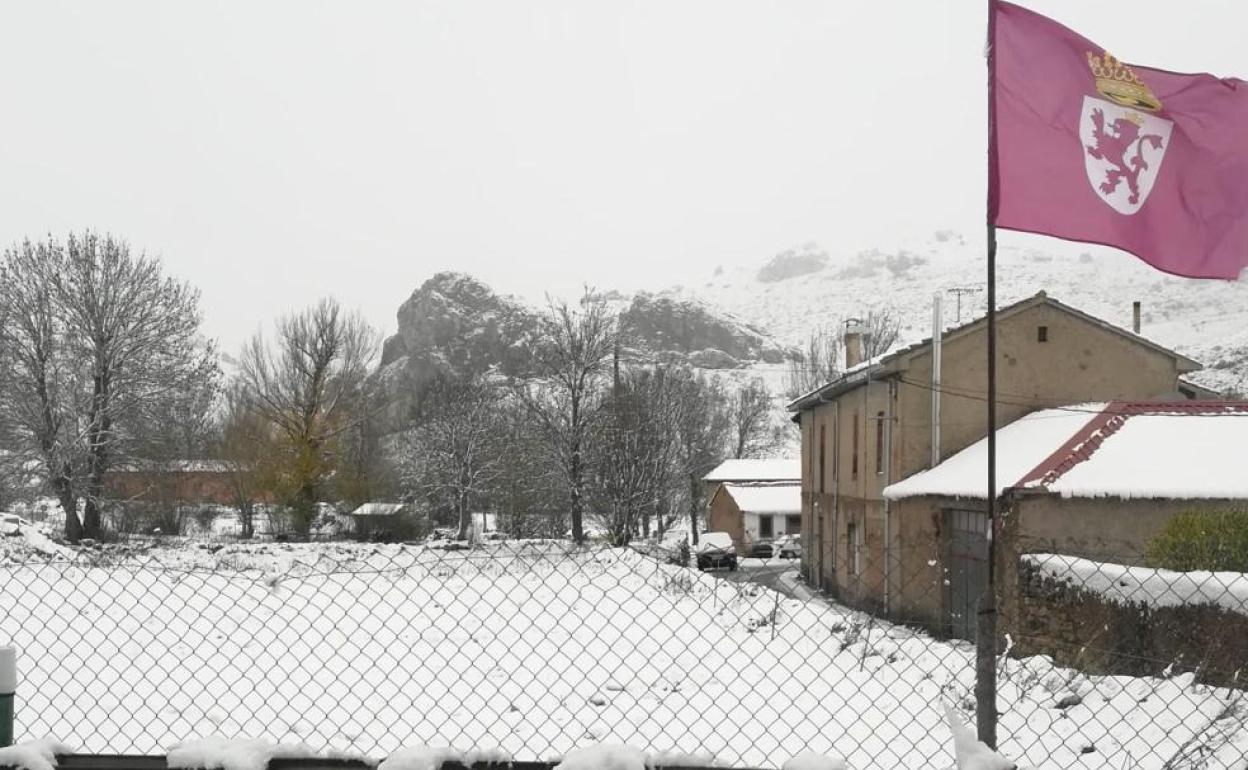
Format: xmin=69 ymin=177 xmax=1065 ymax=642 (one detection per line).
xmin=702 ymin=458 xmax=800 ymax=483
xmin=1023 ymin=552 xmax=1248 ymax=616
xmin=884 ymin=400 xmax=1248 ymax=501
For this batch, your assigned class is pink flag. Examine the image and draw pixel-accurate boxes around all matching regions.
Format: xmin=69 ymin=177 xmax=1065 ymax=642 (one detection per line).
xmin=991 ymin=1 xmax=1248 ymax=279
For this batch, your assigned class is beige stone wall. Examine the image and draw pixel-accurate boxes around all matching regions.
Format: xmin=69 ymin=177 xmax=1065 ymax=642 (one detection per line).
xmin=1010 ymin=495 xmax=1223 ymax=560
xmin=891 ymin=497 xmax=946 ymax=628
xmin=895 ymin=303 xmax=1191 ymax=481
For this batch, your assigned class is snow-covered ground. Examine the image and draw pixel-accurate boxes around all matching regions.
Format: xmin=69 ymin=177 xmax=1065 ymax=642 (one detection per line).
xmin=1 ymin=536 xmax=1246 ymax=769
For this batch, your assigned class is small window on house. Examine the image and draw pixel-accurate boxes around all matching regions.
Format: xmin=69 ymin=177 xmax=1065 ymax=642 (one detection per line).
xmin=759 ymin=515 xmax=774 ymax=538
xmin=875 ymin=410 xmax=885 ymax=474
xmin=1037 ymin=325 xmax=1048 ymax=342
xmin=786 ymin=514 xmax=801 ymax=533
xmin=852 ymin=411 xmax=859 ymax=478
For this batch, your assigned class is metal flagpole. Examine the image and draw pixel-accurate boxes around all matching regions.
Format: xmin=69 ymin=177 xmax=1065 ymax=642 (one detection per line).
xmin=976 ymin=0 xmax=1000 ymax=749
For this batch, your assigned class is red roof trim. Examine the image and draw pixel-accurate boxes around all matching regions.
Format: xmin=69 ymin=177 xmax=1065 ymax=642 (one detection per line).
xmin=1013 ymin=404 xmax=1120 ymax=489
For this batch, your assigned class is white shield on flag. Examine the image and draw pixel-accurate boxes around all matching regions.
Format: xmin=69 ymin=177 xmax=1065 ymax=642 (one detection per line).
xmin=1079 ymin=95 xmax=1173 ymax=215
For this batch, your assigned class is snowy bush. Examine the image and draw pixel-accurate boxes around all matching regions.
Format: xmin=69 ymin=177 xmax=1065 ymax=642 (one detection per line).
xmin=1146 ymin=509 xmax=1248 ymax=571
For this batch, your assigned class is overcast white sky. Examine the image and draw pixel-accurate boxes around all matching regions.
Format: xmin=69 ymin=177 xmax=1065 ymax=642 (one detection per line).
xmin=2 ymin=1 xmax=1242 ymax=352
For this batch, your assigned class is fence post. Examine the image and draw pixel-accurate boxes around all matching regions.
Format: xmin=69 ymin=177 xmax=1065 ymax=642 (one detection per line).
xmin=0 ymin=645 xmax=14 ymax=747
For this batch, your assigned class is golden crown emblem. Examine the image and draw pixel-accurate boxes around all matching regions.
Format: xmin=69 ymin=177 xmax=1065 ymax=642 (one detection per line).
xmin=1087 ymin=51 xmax=1162 ymax=112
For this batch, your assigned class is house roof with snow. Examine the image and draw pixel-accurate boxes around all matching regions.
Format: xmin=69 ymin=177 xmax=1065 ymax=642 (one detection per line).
xmin=349 ymin=502 xmax=409 ymax=517
xmin=703 ymin=458 xmax=800 ymax=483
xmin=884 ymin=401 xmax=1248 ymax=501
xmin=788 ymin=292 xmax=1203 ymax=413
xmin=717 ymin=483 xmax=802 ymax=515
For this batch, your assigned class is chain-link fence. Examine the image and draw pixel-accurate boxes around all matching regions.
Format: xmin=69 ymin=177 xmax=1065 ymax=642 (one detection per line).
xmin=1 ymin=536 xmax=1246 ymax=768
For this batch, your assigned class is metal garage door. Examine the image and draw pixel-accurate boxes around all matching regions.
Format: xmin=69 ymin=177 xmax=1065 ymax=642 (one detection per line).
xmin=946 ymin=508 xmax=989 ymax=641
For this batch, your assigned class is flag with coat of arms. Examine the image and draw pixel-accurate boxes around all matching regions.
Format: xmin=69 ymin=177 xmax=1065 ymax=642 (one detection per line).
xmin=990 ymin=0 xmax=1248 ymax=280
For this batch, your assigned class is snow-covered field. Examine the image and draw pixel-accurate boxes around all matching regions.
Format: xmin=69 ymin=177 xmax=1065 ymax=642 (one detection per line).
xmin=1 ymin=533 xmax=1246 ymax=769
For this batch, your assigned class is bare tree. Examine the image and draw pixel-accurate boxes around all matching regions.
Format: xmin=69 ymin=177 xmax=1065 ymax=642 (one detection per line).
xmin=782 ymin=309 xmax=901 ymax=400
xmin=237 ymin=298 xmax=379 ymax=537
xmin=332 ymin=382 xmax=398 ymax=511
xmin=669 ymin=370 xmax=729 ymax=546
xmin=215 ymin=383 xmax=270 ymax=539
xmin=729 ymin=378 xmax=782 ymax=460
xmin=492 ymin=400 xmax=567 ymax=539
xmin=401 ymin=376 xmax=503 ymax=540
xmin=0 ymin=233 xmax=215 ymax=540
xmin=783 ymin=326 xmax=843 ymax=401
xmin=517 ymin=289 xmax=617 ymax=544
xmin=862 ymin=308 xmax=902 ymax=359
xmin=586 ymin=367 xmax=685 ymax=547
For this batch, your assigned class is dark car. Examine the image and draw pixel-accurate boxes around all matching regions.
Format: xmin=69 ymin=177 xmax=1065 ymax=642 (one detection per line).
xmin=775 ymin=534 xmax=802 ymax=559
xmin=695 ymin=531 xmax=738 ymax=571
xmin=748 ymin=539 xmax=777 ymax=559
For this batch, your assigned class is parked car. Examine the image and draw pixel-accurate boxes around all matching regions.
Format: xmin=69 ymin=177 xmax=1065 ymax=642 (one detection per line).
xmin=747 ymin=539 xmax=777 ymax=559
xmin=695 ymin=531 xmax=738 ymax=571
xmin=0 ymin=513 xmax=33 ymax=536
xmin=775 ymin=534 xmax=802 ymax=559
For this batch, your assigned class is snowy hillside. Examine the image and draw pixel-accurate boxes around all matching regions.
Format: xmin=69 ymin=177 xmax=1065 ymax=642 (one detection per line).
xmin=668 ymin=234 xmax=1248 ymax=396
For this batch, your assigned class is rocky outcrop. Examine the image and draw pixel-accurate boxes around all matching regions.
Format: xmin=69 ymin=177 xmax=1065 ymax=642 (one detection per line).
xmin=756 ymin=243 xmax=829 ymax=283
xmin=620 ymin=293 xmax=788 ymax=364
xmin=377 ymin=272 xmax=536 ymax=422
xmin=376 ymin=274 xmax=794 ymax=426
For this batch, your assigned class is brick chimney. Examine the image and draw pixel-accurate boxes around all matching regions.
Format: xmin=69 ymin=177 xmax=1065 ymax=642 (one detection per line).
xmin=844 ymin=319 xmax=865 ymax=369
xmin=1132 ymin=301 xmax=1141 ymax=334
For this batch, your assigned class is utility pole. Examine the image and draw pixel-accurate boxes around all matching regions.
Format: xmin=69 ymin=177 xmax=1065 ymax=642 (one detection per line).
xmin=1 ymin=645 xmax=14 ymax=747
xmin=946 ymin=286 xmax=983 ymax=323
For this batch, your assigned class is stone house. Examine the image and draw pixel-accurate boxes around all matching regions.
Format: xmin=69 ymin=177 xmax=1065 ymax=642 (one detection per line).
xmin=702 ymin=458 xmax=800 ymax=503
xmin=883 ymin=400 xmax=1248 ymax=640
xmin=706 ymin=482 xmax=801 ymax=553
xmin=788 ymin=291 xmax=1210 ymax=632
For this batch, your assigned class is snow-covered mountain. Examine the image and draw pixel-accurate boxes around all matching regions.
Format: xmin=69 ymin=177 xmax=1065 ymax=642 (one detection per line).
xmin=666 ymin=232 xmax=1248 ymax=397
xmin=375 ymin=272 xmax=796 ymax=426
xmin=374 ymin=234 xmax=1247 ymax=432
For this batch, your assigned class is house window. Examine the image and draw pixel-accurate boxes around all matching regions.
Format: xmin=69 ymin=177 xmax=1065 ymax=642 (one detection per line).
xmin=1037 ymin=325 xmax=1048 ymax=342
xmin=759 ymin=515 xmax=774 ymax=538
xmin=875 ymin=410 xmax=885 ymax=475
xmin=847 ymin=520 xmax=861 ymax=575
xmin=819 ymin=424 xmax=827 ymax=492
xmin=786 ymin=515 xmax=801 ymax=533
xmin=852 ymin=411 xmax=859 ymax=478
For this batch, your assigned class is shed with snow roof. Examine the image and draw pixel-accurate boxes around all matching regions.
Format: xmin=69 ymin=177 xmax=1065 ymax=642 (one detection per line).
xmin=879 ymin=400 xmax=1248 ymax=639
xmin=347 ymin=502 xmax=412 ymax=540
xmin=702 ymin=458 xmax=800 ymax=504
xmin=707 ymin=482 xmax=802 ymax=552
